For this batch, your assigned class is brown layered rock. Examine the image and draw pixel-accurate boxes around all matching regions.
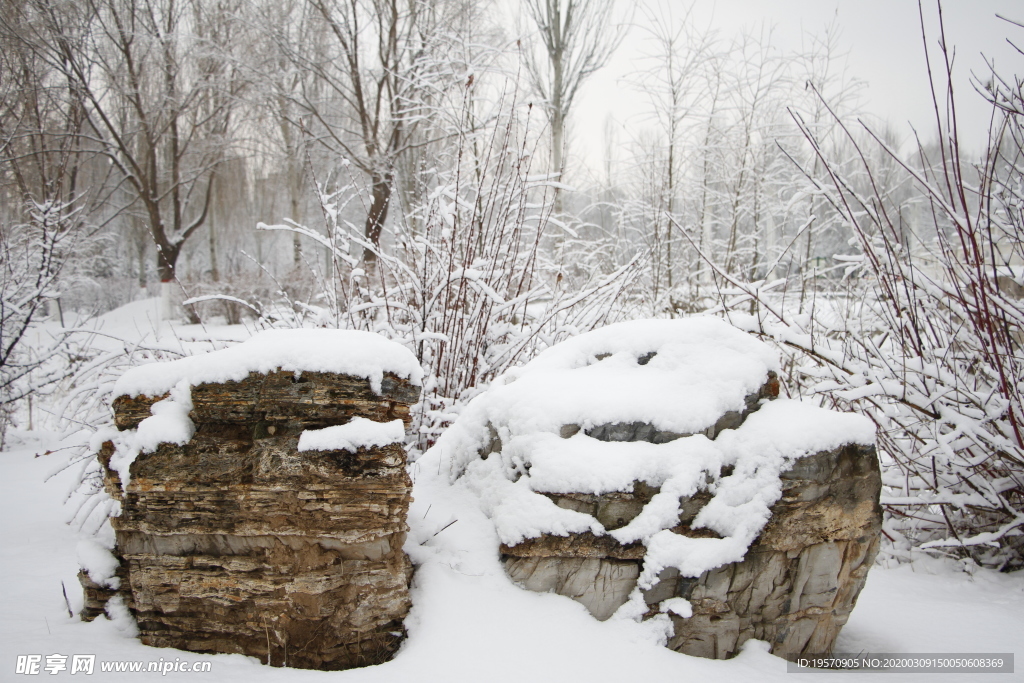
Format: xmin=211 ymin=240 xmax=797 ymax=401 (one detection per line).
xmin=86 ymin=366 xmax=420 ymax=671
xmin=111 ymin=370 xmax=418 ymax=431
xmin=78 ymin=566 xmax=130 ymax=622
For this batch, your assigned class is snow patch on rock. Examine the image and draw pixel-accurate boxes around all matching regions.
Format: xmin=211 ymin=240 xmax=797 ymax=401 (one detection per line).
xmin=76 ymin=539 xmax=121 ymax=589
xmin=298 ymin=417 xmax=406 ymax=452
xmin=107 ymin=380 xmax=194 ymax=489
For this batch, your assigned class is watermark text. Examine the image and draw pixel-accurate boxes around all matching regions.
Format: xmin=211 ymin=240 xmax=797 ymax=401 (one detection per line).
xmin=15 ymin=654 xmax=212 ymax=675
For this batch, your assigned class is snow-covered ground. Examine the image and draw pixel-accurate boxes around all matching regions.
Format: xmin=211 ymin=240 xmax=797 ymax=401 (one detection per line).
xmin=3 ymin=302 xmax=1022 ymax=681
xmin=1 ymin=432 xmax=1022 ymax=681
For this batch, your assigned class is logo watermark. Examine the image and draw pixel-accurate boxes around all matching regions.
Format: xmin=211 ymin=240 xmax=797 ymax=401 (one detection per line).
xmin=15 ymin=654 xmax=212 ymax=675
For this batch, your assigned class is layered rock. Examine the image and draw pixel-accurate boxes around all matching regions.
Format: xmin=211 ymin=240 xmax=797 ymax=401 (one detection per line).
xmin=500 ymin=442 xmax=882 ymax=658
xmin=111 ymin=370 xmax=418 ymax=431
xmin=644 ymin=442 xmax=880 ymax=658
xmin=83 ymin=330 xmax=422 ymax=670
xmin=443 ymin=318 xmax=881 ymax=661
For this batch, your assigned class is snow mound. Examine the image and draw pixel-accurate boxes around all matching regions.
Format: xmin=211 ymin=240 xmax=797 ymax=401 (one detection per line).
xmin=426 ymin=317 xmax=875 ymax=584
xmin=77 ymin=539 xmax=121 ymax=589
xmin=435 ymin=317 xmax=782 ymax=478
xmin=298 ymin=417 xmax=406 ymax=453
xmin=112 ymin=328 xmax=423 ymax=398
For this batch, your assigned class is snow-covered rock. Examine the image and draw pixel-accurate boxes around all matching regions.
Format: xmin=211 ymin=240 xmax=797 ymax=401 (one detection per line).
xmin=435 ymin=317 xmax=881 ymax=659
xmin=89 ymin=330 xmax=422 ymax=670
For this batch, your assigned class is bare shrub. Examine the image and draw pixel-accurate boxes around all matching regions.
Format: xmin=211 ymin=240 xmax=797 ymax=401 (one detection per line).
xmin=695 ymin=10 xmax=1024 ymax=569
xmin=258 ymin=97 xmax=642 ymax=453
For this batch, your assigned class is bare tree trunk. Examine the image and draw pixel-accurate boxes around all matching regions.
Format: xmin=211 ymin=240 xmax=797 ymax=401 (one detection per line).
xmin=137 ymin=239 xmax=148 ymax=292
xmin=551 ymin=43 xmax=564 ymax=216
xmin=523 ymin=0 xmax=622 ymax=221
xmin=279 ymin=111 xmax=305 ymax=268
xmin=363 ymin=171 xmax=393 ymax=277
xmin=291 ymin=178 xmax=303 ymax=268
xmin=698 ymin=129 xmax=714 ymax=287
xmin=208 ymin=174 xmax=219 ymax=282
xmin=666 ymin=138 xmax=674 ymax=292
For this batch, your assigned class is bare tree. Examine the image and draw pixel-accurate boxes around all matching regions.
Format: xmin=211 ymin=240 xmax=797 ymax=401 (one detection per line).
xmin=0 ymin=1 xmax=104 ymax=439
xmin=248 ymin=0 xmax=319 ymax=270
xmin=282 ymin=0 xmax=460 ymax=278
xmin=629 ymin=3 xmax=714 ymax=308
xmin=521 ymin=0 xmax=624 ymax=214
xmin=28 ymin=0 xmax=242 ymax=314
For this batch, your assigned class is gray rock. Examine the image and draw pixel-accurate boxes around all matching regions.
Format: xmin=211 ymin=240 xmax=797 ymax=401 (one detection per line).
xmin=576 ymin=371 xmax=781 ymax=444
xmin=498 ymin=364 xmax=881 ymax=662
xmin=543 ymin=483 xmax=660 ymax=530
xmin=648 ymin=443 xmax=882 ymax=660
xmin=505 ymin=556 xmax=640 ymax=621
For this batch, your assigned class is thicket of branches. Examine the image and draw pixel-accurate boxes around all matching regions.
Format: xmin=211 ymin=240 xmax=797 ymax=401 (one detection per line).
xmin=257 ymin=94 xmax=641 ymax=452
xmin=3 ymin=0 xmax=1023 ymax=566
xmin=701 ymin=11 xmax=1024 ymax=569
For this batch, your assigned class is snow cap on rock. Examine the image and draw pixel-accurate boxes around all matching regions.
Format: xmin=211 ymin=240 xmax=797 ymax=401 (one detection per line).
xmin=298 ymin=417 xmax=406 ymax=453
xmin=437 ymin=317 xmax=784 ymax=477
xmin=496 ymin=316 xmax=780 ymax=432
xmin=113 ymin=328 xmax=423 ymax=399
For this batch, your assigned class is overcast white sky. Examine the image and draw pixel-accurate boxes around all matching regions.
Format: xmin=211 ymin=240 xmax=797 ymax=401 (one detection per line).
xmin=568 ymin=0 xmax=1023 ymax=172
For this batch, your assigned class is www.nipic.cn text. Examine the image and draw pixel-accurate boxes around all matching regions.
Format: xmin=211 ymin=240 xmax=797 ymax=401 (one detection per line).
xmin=15 ymin=654 xmax=212 ymax=675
